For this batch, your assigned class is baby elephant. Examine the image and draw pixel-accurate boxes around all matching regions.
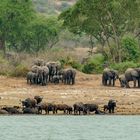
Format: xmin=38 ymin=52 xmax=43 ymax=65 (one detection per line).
xmin=27 ymin=71 xmax=38 ymax=85
xmin=104 ymin=100 xmax=116 ymax=113
xmin=52 ymin=75 xmax=60 ymax=84
xmin=119 ymin=75 xmax=127 ymax=88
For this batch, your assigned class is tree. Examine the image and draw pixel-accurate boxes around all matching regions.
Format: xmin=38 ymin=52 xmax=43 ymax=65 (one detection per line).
xmin=59 ymin=0 xmax=140 ymax=62
xmin=19 ymin=15 xmax=62 ymax=52
xmin=121 ymin=35 xmax=140 ymax=62
xmin=0 ymin=0 xmax=34 ymax=54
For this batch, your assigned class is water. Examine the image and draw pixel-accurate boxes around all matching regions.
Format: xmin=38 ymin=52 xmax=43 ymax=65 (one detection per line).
xmin=0 ymin=115 xmax=140 ymax=140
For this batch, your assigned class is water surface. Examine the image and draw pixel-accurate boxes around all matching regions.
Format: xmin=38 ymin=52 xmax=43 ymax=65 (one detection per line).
xmin=0 ymin=115 xmax=140 ymax=140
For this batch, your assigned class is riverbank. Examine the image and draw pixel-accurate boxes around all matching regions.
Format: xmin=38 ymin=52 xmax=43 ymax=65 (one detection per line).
xmin=0 ymin=71 xmax=140 ymax=115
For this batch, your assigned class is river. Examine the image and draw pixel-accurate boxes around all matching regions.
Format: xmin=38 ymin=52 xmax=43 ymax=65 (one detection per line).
xmin=0 ymin=115 xmax=140 ymax=140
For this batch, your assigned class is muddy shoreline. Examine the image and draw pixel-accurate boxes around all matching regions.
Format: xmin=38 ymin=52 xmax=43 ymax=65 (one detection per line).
xmin=0 ymin=73 xmax=140 ymax=115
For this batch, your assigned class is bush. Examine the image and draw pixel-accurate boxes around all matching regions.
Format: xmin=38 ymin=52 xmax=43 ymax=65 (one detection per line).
xmin=10 ymin=64 xmax=29 ymax=77
xmin=121 ymin=35 xmax=140 ymax=62
xmin=59 ymin=56 xmax=82 ymax=70
xmin=0 ymin=55 xmax=10 ymax=75
xmin=111 ymin=61 xmax=140 ymax=73
xmin=82 ymin=54 xmax=105 ymax=74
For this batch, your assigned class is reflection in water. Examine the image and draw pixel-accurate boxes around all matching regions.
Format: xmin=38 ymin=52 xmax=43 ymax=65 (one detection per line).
xmin=0 ymin=116 xmax=140 ymax=140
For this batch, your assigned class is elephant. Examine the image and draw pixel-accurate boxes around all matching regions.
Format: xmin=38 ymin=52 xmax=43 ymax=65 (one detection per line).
xmin=46 ymin=61 xmax=61 ymax=82
xmin=31 ymin=65 xmax=40 ymax=73
xmin=119 ymin=75 xmax=127 ymax=87
xmin=37 ymin=66 xmax=49 ymax=86
xmin=23 ymin=107 xmax=38 ymax=114
xmin=27 ymin=71 xmax=38 ymax=85
xmin=102 ymin=68 xmax=119 ymax=86
xmin=33 ymin=59 xmax=45 ymax=66
xmin=52 ymin=75 xmax=61 ymax=84
xmin=2 ymin=107 xmax=22 ymax=114
xmin=83 ymin=103 xmax=98 ymax=114
xmin=104 ymin=100 xmax=116 ymax=113
xmin=62 ymin=68 xmax=76 ymax=85
xmin=73 ymin=102 xmax=85 ymax=115
xmin=42 ymin=66 xmax=49 ymax=85
xmin=134 ymin=68 xmax=140 ymax=87
xmin=124 ymin=68 xmax=139 ymax=88
xmin=55 ymin=104 xmax=70 ymax=114
xmin=21 ymin=98 xmax=37 ymax=108
xmin=34 ymin=96 xmax=43 ymax=104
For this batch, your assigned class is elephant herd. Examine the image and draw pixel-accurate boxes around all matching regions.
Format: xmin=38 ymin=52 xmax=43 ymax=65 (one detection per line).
xmin=27 ymin=59 xmax=76 ymax=86
xmin=0 ymin=96 xmax=117 ymax=115
xmin=102 ymin=67 xmax=140 ymax=88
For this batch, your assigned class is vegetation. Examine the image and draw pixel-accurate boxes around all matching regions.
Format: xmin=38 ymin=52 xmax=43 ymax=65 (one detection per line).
xmin=59 ymin=0 xmax=140 ymax=63
xmin=0 ymin=0 xmax=140 ymax=76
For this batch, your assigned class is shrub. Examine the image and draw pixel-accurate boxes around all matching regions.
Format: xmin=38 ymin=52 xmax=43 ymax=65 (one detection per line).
xmin=0 ymin=56 xmax=10 ymax=75
xmin=82 ymin=54 xmax=105 ymax=74
xmin=10 ymin=64 xmax=29 ymax=77
xmin=59 ymin=56 xmax=82 ymax=70
xmin=121 ymin=35 xmax=140 ymax=62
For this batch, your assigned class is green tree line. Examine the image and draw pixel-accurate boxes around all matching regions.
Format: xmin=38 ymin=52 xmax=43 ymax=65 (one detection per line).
xmin=59 ymin=0 xmax=140 ymax=63
xmin=0 ymin=0 xmax=140 ymax=73
xmin=0 ymin=0 xmax=62 ymax=54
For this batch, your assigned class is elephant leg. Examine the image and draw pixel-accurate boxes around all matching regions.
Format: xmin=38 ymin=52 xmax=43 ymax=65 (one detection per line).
xmin=109 ymin=78 xmax=111 ymax=86
xmin=138 ymin=78 xmax=140 ymax=88
xmin=102 ymin=76 xmax=105 ymax=85
xmin=126 ymin=81 xmax=130 ymax=88
xmin=104 ymin=79 xmax=108 ymax=86
xmin=133 ymin=78 xmax=137 ymax=87
xmin=44 ymin=77 xmax=47 ymax=86
xmin=112 ymin=79 xmax=115 ymax=86
xmin=29 ymin=79 xmax=32 ymax=85
xmin=72 ymin=78 xmax=75 ymax=85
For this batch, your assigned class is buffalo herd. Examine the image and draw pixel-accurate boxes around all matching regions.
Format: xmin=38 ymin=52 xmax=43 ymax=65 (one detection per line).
xmin=0 ymin=96 xmax=117 ymax=115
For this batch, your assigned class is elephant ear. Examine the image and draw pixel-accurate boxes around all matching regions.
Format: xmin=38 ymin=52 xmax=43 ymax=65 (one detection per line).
xmin=134 ymin=68 xmax=140 ymax=74
xmin=131 ymin=70 xmax=139 ymax=77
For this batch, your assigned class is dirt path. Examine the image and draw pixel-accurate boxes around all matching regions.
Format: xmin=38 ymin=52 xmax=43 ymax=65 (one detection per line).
xmin=0 ymin=71 xmax=140 ymax=115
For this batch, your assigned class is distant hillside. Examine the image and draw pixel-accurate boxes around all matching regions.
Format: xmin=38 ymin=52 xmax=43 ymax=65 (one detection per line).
xmin=32 ymin=0 xmax=77 ymax=15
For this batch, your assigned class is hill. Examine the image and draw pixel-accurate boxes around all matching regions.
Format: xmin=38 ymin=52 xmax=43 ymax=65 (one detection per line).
xmin=32 ymin=0 xmax=77 ymax=15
